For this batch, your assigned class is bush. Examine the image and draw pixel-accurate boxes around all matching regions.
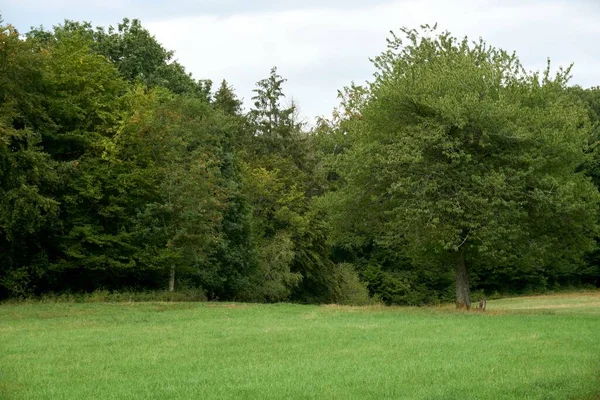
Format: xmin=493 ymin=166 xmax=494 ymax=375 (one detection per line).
xmin=333 ymin=263 xmax=372 ymax=305
xmin=249 ymin=233 xmax=302 ymax=303
xmin=361 ymin=263 xmax=454 ymax=306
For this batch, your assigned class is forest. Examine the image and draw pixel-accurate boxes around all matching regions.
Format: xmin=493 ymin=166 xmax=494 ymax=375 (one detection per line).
xmin=1 ymin=18 xmax=600 ymax=308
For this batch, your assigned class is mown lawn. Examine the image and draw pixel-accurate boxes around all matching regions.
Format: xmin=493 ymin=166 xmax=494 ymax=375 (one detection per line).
xmin=1 ymin=292 xmax=599 ymax=399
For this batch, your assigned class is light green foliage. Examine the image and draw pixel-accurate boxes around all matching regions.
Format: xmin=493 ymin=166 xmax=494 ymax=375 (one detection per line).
xmin=241 ymin=158 xmax=316 ymax=301
xmin=331 ymin=263 xmax=371 ymax=305
xmin=330 ymin=25 xmax=599 ymax=305
xmin=1 ymin=293 xmax=600 ymax=399
xmin=39 ymin=19 xmax=212 ymax=98
xmin=244 ymin=68 xmax=340 ymax=303
xmin=255 ymin=232 xmax=302 ymax=302
xmin=33 ymin=27 xmax=126 ymax=160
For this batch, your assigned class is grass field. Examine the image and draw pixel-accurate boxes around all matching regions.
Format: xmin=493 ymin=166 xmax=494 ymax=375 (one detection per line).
xmin=1 ymin=292 xmax=599 ymax=399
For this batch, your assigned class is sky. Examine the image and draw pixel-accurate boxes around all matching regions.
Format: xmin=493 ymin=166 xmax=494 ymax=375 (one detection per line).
xmin=3 ymin=0 xmax=600 ymax=123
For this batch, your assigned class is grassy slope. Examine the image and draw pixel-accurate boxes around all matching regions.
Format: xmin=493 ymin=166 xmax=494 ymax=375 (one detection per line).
xmin=1 ymin=293 xmax=599 ymax=400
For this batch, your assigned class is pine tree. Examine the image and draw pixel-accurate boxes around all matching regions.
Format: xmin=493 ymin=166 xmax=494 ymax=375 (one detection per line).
xmin=214 ymin=80 xmax=243 ymax=115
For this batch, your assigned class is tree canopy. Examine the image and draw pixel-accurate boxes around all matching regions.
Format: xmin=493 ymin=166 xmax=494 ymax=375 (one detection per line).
xmin=325 ymin=26 xmax=599 ymax=307
xmin=1 ymin=19 xmax=599 ymax=306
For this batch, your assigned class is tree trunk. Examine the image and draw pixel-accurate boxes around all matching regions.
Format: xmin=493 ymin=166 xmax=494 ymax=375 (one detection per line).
xmin=169 ymin=266 xmax=175 ymax=292
xmin=455 ymin=250 xmax=471 ymax=310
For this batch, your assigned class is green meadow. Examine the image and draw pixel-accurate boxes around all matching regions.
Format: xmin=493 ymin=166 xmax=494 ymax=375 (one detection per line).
xmin=1 ymin=293 xmax=599 ymax=400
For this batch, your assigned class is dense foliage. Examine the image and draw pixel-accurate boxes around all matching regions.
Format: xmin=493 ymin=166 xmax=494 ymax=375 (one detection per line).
xmin=1 ymin=19 xmax=598 ymax=305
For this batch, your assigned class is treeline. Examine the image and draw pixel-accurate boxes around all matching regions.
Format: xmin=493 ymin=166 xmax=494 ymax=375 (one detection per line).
xmin=1 ymin=19 xmax=599 ymax=305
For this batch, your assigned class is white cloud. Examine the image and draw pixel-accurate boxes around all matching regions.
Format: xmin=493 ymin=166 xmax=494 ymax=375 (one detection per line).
xmin=144 ymin=0 xmax=600 ymax=122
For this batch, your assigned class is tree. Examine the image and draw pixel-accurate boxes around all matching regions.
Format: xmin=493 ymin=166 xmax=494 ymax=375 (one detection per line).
xmin=40 ymin=29 xmax=126 ymax=161
xmin=243 ymin=68 xmax=340 ymax=303
xmin=29 ymin=19 xmax=212 ymax=99
xmin=570 ymin=86 xmax=600 ymax=287
xmin=249 ymin=67 xmax=303 ymax=141
xmin=214 ymin=80 xmax=243 ymax=115
xmin=0 ymin=22 xmax=131 ymax=296
xmin=116 ymin=90 xmax=226 ymax=292
xmin=0 ymin=23 xmax=61 ymax=297
xmin=332 ymin=25 xmax=599 ymax=308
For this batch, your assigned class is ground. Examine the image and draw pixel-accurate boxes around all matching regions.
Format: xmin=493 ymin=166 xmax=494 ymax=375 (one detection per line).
xmin=1 ymin=292 xmax=599 ymax=399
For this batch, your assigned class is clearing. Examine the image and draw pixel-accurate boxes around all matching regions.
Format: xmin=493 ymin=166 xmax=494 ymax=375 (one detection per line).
xmin=1 ymin=292 xmax=599 ymax=399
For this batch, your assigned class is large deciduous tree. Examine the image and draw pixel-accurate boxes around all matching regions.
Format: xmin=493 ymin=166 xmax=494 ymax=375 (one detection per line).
xmin=0 ymin=23 xmax=61 ymax=297
xmin=333 ymin=25 xmax=599 ymax=308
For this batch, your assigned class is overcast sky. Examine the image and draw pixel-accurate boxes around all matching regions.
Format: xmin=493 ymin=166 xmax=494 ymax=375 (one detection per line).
xmin=3 ymin=0 xmax=600 ymax=122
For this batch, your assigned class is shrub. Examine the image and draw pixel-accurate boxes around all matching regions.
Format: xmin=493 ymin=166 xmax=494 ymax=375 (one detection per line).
xmin=333 ymin=263 xmax=372 ymax=305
